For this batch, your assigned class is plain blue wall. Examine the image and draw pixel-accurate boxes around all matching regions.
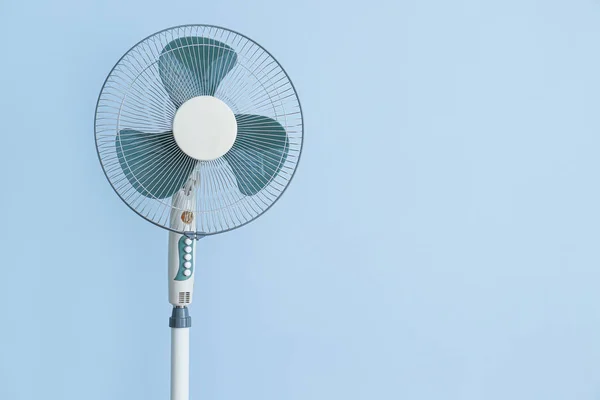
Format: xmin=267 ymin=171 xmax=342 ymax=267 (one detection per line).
xmin=1 ymin=0 xmax=600 ymax=399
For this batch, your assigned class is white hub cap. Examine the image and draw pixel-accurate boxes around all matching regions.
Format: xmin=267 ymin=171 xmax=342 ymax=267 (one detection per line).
xmin=173 ymin=96 xmax=237 ymax=161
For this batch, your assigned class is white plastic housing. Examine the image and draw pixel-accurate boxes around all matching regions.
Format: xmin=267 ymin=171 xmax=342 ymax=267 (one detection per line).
xmin=168 ymin=187 xmax=197 ymax=306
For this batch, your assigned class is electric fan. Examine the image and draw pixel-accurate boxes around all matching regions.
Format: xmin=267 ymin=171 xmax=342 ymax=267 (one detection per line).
xmin=94 ymin=25 xmax=303 ymax=400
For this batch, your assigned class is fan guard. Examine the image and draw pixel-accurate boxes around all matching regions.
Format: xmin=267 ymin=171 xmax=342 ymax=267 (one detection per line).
xmin=95 ymin=25 xmax=303 ymax=236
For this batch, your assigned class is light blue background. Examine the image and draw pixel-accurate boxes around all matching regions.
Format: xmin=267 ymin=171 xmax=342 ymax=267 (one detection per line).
xmin=1 ymin=0 xmax=600 ymax=399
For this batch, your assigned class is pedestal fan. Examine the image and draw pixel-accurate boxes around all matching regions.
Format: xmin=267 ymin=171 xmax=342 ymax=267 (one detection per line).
xmin=94 ymin=24 xmax=303 ymax=400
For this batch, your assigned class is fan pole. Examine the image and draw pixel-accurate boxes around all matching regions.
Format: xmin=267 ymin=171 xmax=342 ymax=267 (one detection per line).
xmin=167 ymin=186 xmax=197 ymax=400
xmin=170 ymin=307 xmax=191 ymax=400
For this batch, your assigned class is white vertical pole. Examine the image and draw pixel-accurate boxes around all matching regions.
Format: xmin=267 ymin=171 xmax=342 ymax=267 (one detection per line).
xmin=171 ymin=327 xmax=190 ymax=400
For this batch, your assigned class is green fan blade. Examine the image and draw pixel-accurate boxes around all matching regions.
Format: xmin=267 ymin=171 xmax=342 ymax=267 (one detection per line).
xmin=116 ymin=129 xmax=197 ymax=199
xmin=224 ymin=115 xmax=289 ymax=196
xmin=158 ymin=37 xmax=237 ymax=107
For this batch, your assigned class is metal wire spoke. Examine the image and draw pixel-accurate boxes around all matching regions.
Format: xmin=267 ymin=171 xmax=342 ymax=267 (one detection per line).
xmin=95 ymin=24 xmax=303 ymax=235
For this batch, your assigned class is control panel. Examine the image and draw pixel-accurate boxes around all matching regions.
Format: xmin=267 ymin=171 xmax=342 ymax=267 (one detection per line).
xmin=174 ymin=236 xmax=194 ymax=281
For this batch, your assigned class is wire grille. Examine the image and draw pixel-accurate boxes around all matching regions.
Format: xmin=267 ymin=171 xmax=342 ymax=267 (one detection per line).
xmin=95 ymin=25 xmax=303 ymax=235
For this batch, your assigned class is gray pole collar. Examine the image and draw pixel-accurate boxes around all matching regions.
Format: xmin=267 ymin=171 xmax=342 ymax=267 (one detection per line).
xmin=169 ymin=306 xmax=192 ymax=328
